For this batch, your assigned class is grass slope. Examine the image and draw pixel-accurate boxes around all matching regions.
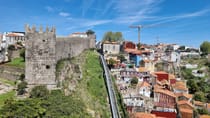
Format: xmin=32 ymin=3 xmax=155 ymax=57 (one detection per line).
xmin=71 ymin=50 xmax=111 ymax=117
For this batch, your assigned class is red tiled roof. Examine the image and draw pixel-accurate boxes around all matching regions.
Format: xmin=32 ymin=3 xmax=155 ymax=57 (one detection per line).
xmin=179 ymin=108 xmax=193 ymax=114
xmin=177 ymin=100 xmax=194 ymax=108
xmin=151 ymin=111 xmax=176 ymax=118
xmin=139 ymin=81 xmax=150 ymax=88
xmin=200 ymin=115 xmax=210 ymax=118
xmin=154 ymin=88 xmax=176 ymax=98
xmin=194 ymin=101 xmax=204 ymax=106
xmin=175 ymin=93 xmax=192 ymax=99
xmin=134 ymin=112 xmax=156 ymax=118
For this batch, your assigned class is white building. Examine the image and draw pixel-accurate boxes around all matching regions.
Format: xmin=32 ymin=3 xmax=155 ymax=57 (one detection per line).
xmin=69 ymin=32 xmax=88 ymax=38
xmin=102 ymin=41 xmax=121 ymax=54
xmin=137 ymin=81 xmax=151 ymax=97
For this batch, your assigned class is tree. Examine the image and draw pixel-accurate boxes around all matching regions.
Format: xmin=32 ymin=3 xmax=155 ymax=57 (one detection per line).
xmin=17 ymin=81 xmax=27 ymax=95
xmin=187 ymin=79 xmax=199 ymax=94
xmin=19 ymin=73 xmax=25 ymax=81
xmin=102 ymin=31 xmax=124 ymax=42
xmin=193 ymin=91 xmax=206 ymax=102
xmin=86 ymin=29 xmax=95 ymax=36
xmin=130 ymin=77 xmax=138 ymax=85
xmin=19 ymin=48 xmax=25 ymax=61
xmin=117 ymin=54 xmax=126 ymax=63
xmin=200 ymin=41 xmax=210 ymax=55
xmin=30 ymin=85 xmax=49 ymax=99
xmin=197 ymin=108 xmax=209 ymax=115
xmin=8 ymin=45 xmax=15 ymax=51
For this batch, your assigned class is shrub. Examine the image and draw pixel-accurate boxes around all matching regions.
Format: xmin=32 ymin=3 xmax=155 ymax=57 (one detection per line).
xmin=30 ymin=85 xmax=49 ymax=99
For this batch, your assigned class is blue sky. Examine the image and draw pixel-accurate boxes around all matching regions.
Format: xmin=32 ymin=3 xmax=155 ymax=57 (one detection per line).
xmin=0 ymin=0 xmax=210 ymax=47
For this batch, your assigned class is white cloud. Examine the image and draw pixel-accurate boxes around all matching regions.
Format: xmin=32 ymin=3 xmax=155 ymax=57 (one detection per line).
xmin=59 ymin=12 xmax=70 ymax=17
xmin=112 ymin=0 xmax=163 ymax=24
xmin=65 ymin=18 xmax=112 ymax=30
xmin=81 ymin=0 xmax=95 ymax=16
xmin=45 ymin=6 xmax=54 ymax=12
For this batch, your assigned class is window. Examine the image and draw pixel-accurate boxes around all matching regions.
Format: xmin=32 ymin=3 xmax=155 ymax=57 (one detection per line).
xmin=46 ymin=65 xmax=50 ymax=69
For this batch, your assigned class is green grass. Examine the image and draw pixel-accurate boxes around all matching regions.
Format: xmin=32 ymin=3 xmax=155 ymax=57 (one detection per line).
xmin=0 ymin=78 xmax=16 ymax=86
xmin=6 ymin=57 xmax=25 ymax=68
xmin=0 ymin=91 xmax=15 ymax=108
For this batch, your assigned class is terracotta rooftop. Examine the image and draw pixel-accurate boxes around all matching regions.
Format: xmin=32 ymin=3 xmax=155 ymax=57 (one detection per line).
xmin=172 ymin=81 xmax=188 ymax=91
xmin=169 ymin=74 xmax=175 ymax=80
xmin=179 ymin=108 xmax=193 ymax=114
xmin=154 ymin=71 xmax=168 ymax=74
xmin=194 ymin=101 xmax=204 ymax=106
xmin=143 ymin=59 xmax=152 ymax=63
xmin=177 ymin=100 xmax=194 ymax=108
xmin=154 ymin=88 xmax=176 ymax=98
xmin=175 ymin=93 xmax=192 ymax=99
xmin=138 ymin=81 xmax=150 ymax=88
xmin=200 ymin=115 xmax=210 ymax=118
xmin=134 ymin=112 xmax=156 ymax=118
xmin=139 ymin=67 xmax=148 ymax=72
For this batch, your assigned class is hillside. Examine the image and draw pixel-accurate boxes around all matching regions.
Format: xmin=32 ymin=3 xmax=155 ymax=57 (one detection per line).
xmin=0 ymin=50 xmax=111 ymax=117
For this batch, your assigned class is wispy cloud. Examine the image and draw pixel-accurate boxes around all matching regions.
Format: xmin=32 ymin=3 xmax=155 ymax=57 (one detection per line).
xmin=59 ymin=12 xmax=70 ymax=17
xmin=45 ymin=6 xmax=54 ymax=12
xmin=81 ymin=0 xmax=95 ymax=16
xmin=65 ymin=18 xmax=112 ymax=30
xmin=112 ymin=0 xmax=163 ymax=24
xmin=145 ymin=9 xmax=210 ymax=26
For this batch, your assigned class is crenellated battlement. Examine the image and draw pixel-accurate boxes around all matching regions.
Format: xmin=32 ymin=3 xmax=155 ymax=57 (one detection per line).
xmin=25 ymin=24 xmax=56 ymax=34
xmin=25 ymin=25 xmax=95 ymax=89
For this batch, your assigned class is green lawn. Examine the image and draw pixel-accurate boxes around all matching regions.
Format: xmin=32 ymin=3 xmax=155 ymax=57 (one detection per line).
xmin=6 ymin=57 xmax=25 ymax=68
xmin=0 ymin=78 xmax=16 ymax=108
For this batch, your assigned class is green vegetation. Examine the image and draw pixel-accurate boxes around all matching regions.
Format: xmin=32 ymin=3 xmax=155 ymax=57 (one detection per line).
xmin=103 ymin=31 xmax=124 ymax=42
xmin=181 ymin=56 xmax=210 ymax=104
xmin=0 ymin=50 xmax=110 ymax=117
xmin=112 ymin=77 xmax=129 ymax=118
xmin=130 ymin=77 xmax=138 ymax=86
xmin=74 ymin=50 xmax=111 ymax=117
xmin=200 ymin=41 xmax=210 ymax=56
xmin=0 ymin=91 xmax=15 ymax=108
xmin=19 ymin=48 xmax=25 ymax=61
xmin=86 ymin=29 xmax=95 ymax=36
xmin=17 ymin=81 xmax=27 ymax=95
xmin=6 ymin=57 xmax=25 ymax=68
xmin=0 ymin=78 xmax=16 ymax=108
xmin=0 ymin=90 xmax=90 ymax=117
xmin=0 ymin=78 xmax=15 ymax=86
xmin=30 ymin=86 xmax=49 ymax=99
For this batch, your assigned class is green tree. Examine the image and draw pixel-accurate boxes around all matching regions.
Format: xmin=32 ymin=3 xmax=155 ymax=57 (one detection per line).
xmin=117 ymin=54 xmax=126 ymax=63
xmin=193 ymin=91 xmax=206 ymax=102
xmin=19 ymin=48 xmax=25 ymax=61
xmin=17 ymin=81 xmax=27 ymax=95
xmin=200 ymin=41 xmax=210 ymax=55
xmin=197 ymin=108 xmax=209 ymax=115
xmin=130 ymin=77 xmax=138 ymax=86
xmin=8 ymin=45 xmax=15 ymax=51
xmin=102 ymin=31 xmax=124 ymax=42
xmin=187 ymin=79 xmax=199 ymax=94
xmin=86 ymin=29 xmax=95 ymax=36
xmin=30 ymin=85 xmax=49 ymax=99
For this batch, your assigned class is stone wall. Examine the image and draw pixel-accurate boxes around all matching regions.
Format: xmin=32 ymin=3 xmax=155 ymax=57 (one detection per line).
xmin=25 ymin=25 xmax=95 ymax=89
xmin=0 ymin=65 xmax=24 ymax=80
xmin=25 ymin=26 xmax=57 ymax=89
xmin=56 ymin=37 xmax=92 ymax=61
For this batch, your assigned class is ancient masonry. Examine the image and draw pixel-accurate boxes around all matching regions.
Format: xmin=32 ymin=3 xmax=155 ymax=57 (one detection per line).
xmin=25 ymin=25 xmax=95 ymax=89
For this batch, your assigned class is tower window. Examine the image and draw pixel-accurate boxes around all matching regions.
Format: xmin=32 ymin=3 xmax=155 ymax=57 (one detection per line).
xmin=46 ymin=65 xmax=50 ymax=69
xmin=43 ymin=40 xmax=46 ymax=42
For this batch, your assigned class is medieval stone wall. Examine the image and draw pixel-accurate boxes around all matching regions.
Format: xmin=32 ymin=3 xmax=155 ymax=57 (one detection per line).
xmin=25 ymin=25 xmax=95 ymax=89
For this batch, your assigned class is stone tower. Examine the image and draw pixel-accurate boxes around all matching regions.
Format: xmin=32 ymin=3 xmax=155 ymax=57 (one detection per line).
xmin=25 ymin=25 xmax=57 ymax=89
